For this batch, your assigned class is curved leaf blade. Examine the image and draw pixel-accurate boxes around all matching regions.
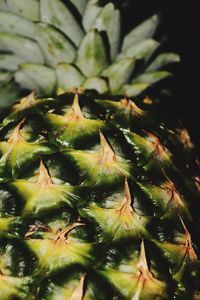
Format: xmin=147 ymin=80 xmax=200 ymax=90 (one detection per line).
xmin=0 ymin=11 xmax=35 ymax=38
xmin=0 ymin=32 xmax=44 ymax=63
xmin=6 ymin=0 xmax=39 ymax=21
xmin=0 ymin=54 xmax=25 ymax=71
xmin=15 ymin=63 xmax=56 ymax=95
xmin=56 ymin=63 xmax=85 ymax=91
xmin=92 ymin=3 xmax=121 ymax=60
xmin=35 ymin=23 xmax=76 ymax=67
xmin=146 ymin=53 xmax=181 ymax=71
xmin=76 ymin=30 xmax=108 ymax=77
xmin=82 ymin=0 xmax=102 ymax=32
xmin=102 ymin=57 xmax=135 ymax=92
xmin=40 ymin=0 xmax=84 ymax=46
xmin=122 ymin=14 xmax=159 ymax=51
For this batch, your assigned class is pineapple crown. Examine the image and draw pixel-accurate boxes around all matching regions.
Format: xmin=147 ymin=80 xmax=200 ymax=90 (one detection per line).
xmin=0 ymin=0 xmax=180 ymax=107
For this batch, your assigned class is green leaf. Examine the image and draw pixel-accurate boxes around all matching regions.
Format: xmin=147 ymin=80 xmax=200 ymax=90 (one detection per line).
xmin=102 ymin=58 xmax=135 ymax=92
xmin=0 ymin=0 xmax=9 ymax=11
xmin=132 ymin=71 xmax=171 ymax=85
xmin=82 ymin=0 xmax=102 ymax=31
xmin=122 ymin=14 xmax=159 ymax=51
xmin=123 ymin=82 xmax=150 ymax=97
xmin=76 ymin=30 xmax=108 ymax=77
xmin=91 ymin=3 xmax=120 ymax=60
xmin=0 ymin=11 xmax=35 ymax=38
xmin=56 ymin=63 xmax=85 ymax=90
xmin=83 ymin=77 xmax=108 ymax=93
xmin=40 ymin=0 xmax=84 ymax=47
xmin=35 ymin=23 xmax=76 ymax=67
xmin=0 ymin=55 xmax=26 ymax=71
xmin=15 ymin=63 xmax=56 ymax=95
xmin=0 ymin=32 xmax=44 ymax=63
xmin=120 ymin=39 xmax=159 ymax=62
xmin=6 ymin=0 xmax=39 ymax=21
xmin=146 ymin=53 xmax=181 ymax=71
xmin=69 ymin=0 xmax=87 ymax=15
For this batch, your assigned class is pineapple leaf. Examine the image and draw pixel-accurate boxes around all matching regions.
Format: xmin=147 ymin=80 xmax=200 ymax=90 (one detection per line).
xmin=83 ymin=77 xmax=108 ymax=94
xmin=35 ymin=23 xmax=76 ymax=67
xmin=6 ymin=0 xmax=39 ymax=21
xmin=69 ymin=0 xmax=87 ymax=15
xmin=15 ymin=63 xmax=56 ymax=96
xmin=0 ymin=55 xmax=26 ymax=71
xmin=91 ymin=3 xmax=121 ymax=60
xmin=56 ymin=63 xmax=85 ymax=91
xmin=82 ymin=0 xmax=102 ymax=31
xmin=40 ymin=0 xmax=84 ymax=47
xmin=102 ymin=57 xmax=135 ymax=92
xmin=122 ymin=14 xmax=160 ymax=51
xmin=146 ymin=53 xmax=181 ymax=71
xmin=0 ymin=32 xmax=44 ymax=63
xmin=76 ymin=30 xmax=108 ymax=77
xmin=120 ymin=38 xmax=160 ymax=62
xmin=123 ymin=82 xmax=150 ymax=97
xmin=0 ymin=11 xmax=35 ymax=38
xmin=0 ymin=0 xmax=8 ymax=11
xmin=132 ymin=71 xmax=171 ymax=85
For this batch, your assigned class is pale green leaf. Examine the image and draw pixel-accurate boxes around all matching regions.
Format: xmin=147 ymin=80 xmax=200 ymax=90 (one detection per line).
xmin=102 ymin=58 xmax=135 ymax=92
xmin=15 ymin=63 xmax=56 ymax=95
xmin=35 ymin=23 xmax=76 ymax=67
xmin=6 ymin=0 xmax=39 ymax=21
xmin=0 ymin=55 xmax=25 ymax=71
xmin=40 ymin=0 xmax=84 ymax=47
xmin=122 ymin=14 xmax=159 ymax=51
xmin=82 ymin=0 xmax=102 ymax=31
xmin=76 ymin=30 xmax=108 ymax=77
xmin=92 ymin=3 xmax=121 ymax=60
xmin=56 ymin=63 xmax=85 ymax=90
xmin=132 ymin=71 xmax=171 ymax=85
xmin=0 ymin=11 xmax=35 ymax=38
xmin=69 ymin=0 xmax=87 ymax=15
xmin=123 ymin=82 xmax=150 ymax=97
xmin=0 ymin=32 xmax=44 ymax=63
xmin=0 ymin=0 xmax=9 ymax=11
xmin=83 ymin=77 xmax=108 ymax=93
xmin=120 ymin=39 xmax=159 ymax=62
xmin=146 ymin=53 xmax=181 ymax=71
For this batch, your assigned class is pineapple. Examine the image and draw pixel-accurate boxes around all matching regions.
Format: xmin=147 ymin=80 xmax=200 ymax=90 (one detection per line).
xmin=0 ymin=0 xmax=199 ymax=299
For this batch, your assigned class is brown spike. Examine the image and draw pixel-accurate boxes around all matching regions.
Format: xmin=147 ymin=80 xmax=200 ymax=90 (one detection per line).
xmin=70 ymin=273 xmax=86 ymax=300
xmin=37 ymin=159 xmax=53 ymax=186
xmin=99 ymin=131 xmax=116 ymax=165
xmin=7 ymin=118 xmax=26 ymax=144
xmin=179 ymin=217 xmax=197 ymax=260
xmin=137 ymin=239 xmax=152 ymax=279
xmin=53 ymin=222 xmax=85 ymax=242
xmin=66 ymin=94 xmax=84 ymax=121
xmin=117 ymin=178 xmax=134 ymax=214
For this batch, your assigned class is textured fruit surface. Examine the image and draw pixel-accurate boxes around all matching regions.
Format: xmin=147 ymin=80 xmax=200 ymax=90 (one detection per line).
xmin=0 ymin=0 xmax=180 ymax=107
xmin=0 ymin=91 xmax=199 ymax=299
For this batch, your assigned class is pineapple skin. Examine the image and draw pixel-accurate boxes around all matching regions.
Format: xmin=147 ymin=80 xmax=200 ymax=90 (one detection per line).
xmin=0 ymin=91 xmax=199 ymax=299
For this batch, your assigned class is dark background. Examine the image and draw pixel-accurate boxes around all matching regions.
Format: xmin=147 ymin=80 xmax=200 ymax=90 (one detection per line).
xmin=120 ymin=0 xmax=200 ymax=148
